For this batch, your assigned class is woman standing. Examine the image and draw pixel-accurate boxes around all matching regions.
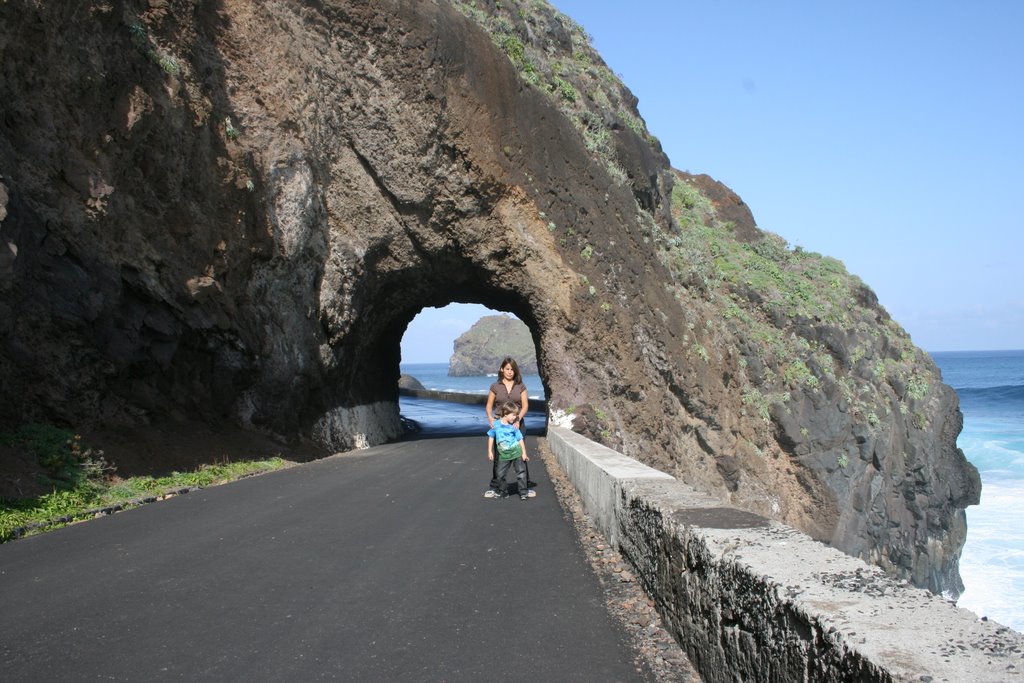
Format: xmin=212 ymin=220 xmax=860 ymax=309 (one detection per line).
xmin=484 ymin=357 xmax=534 ymax=497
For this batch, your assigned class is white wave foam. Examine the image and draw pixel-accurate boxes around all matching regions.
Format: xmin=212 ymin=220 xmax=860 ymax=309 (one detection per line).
xmin=959 ymin=480 xmax=1024 ymax=632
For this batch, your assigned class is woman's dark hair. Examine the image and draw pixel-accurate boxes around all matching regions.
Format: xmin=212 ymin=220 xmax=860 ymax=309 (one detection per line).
xmin=499 ymin=357 xmax=522 ymax=384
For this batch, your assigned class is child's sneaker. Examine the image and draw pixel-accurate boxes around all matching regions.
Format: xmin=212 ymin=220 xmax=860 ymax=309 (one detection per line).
xmin=520 ymin=493 xmax=529 ymax=500
xmin=483 ymin=489 xmax=498 ymax=498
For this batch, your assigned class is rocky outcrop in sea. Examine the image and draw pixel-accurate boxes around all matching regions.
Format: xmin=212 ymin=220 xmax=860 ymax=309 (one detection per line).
xmin=448 ymin=314 xmax=538 ymax=376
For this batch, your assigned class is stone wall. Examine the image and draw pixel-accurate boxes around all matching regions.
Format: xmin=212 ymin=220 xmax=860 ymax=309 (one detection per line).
xmin=547 ymin=426 xmax=1023 ymax=683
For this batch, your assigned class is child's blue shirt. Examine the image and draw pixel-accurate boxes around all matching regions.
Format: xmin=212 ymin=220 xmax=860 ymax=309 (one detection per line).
xmin=487 ymin=421 xmax=524 ymax=461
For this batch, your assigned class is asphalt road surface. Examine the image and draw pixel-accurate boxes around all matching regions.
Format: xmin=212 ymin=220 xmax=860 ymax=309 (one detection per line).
xmin=1 ymin=411 xmax=648 ymax=681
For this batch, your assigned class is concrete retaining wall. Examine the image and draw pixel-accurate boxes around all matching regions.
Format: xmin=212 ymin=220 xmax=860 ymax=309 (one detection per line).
xmin=547 ymin=426 xmax=1024 ymax=683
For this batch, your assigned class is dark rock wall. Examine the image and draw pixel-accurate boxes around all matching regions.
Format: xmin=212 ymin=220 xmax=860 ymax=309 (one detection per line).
xmin=0 ymin=0 xmax=978 ymax=595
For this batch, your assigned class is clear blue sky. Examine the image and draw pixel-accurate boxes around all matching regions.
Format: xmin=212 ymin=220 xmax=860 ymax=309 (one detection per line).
xmin=402 ymin=1 xmax=1023 ymax=363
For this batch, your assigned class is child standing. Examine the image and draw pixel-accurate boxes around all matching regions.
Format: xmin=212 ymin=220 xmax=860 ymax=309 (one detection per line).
xmin=486 ymin=401 xmax=530 ymax=500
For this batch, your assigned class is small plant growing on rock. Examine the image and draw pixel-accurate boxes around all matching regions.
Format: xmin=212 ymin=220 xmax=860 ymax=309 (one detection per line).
xmin=551 ymin=76 xmax=578 ymax=102
xmin=873 ymin=359 xmax=887 ymax=379
xmin=906 ymin=375 xmax=929 ymax=402
xmin=128 ymin=22 xmax=147 ymax=45
xmin=127 ymin=20 xmax=180 ymax=76
xmin=741 ymin=389 xmax=771 ymax=423
xmin=783 ymin=360 xmax=815 ymax=387
xmin=154 ymin=53 xmax=180 ymax=75
xmin=498 ymin=33 xmax=526 ymax=65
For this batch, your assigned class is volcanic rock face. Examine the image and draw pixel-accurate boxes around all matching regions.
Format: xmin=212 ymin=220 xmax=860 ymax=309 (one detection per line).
xmin=0 ymin=0 xmax=978 ymax=595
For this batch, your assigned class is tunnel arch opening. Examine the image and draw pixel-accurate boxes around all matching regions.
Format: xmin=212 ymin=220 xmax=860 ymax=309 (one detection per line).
xmin=400 ymin=302 xmax=538 ymax=373
xmin=370 ymin=258 xmax=548 ymax=395
xmin=310 ymin=254 xmax=556 ymax=452
xmin=408 ymin=294 xmax=547 ymax=393
xmin=396 ymin=302 xmax=545 ymax=438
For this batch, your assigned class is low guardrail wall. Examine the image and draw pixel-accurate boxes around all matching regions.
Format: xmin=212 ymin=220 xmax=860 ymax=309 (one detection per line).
xmin=398 ymin=387 xmax=548 ymax=414
xmin=547 ymin=426 xmax=1024 ymax=683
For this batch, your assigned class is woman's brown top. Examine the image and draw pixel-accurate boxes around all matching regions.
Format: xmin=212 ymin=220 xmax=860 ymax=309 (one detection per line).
xmin=489 ymin=380 xmax=526 ymax=408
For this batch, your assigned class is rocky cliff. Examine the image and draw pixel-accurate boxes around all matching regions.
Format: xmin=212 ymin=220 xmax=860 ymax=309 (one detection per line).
xmin=0 ymin=0 xmax=979 ymax=595
xmin=448 ymin=314 xmax=537 ymax=376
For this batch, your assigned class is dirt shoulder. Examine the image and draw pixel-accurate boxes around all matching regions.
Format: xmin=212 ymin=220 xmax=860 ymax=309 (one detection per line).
xmin=80 ymin=420 xmax=329 ymax=480
xmin=1 ymin=419 xmax=329 ymax=502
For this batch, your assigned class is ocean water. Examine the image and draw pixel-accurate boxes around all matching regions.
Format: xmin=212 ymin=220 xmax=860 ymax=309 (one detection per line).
xmin=404 ymin=354 xmax=1024 ymax=632
xmin=932 ymin=350 xmax=1024 ymax=632
xmin=400 ymin=362 xmax=544 ymax=399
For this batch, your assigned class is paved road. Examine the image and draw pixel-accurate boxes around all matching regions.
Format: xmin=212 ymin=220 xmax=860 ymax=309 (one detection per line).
xmin=0 ymin=404 xmax=646 ymax=681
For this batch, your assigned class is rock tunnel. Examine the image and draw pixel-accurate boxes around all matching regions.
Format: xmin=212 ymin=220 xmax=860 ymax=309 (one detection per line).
xmin=278 ymin=177 xmax=576 ymax=453
xmin=0 ymin=0 xmax=980 ymax=598
xmin=315 ymin=259 xmax=552 ymax=451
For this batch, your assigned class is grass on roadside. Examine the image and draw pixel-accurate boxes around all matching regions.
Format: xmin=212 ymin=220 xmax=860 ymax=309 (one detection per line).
xmin=0 ymin=424 xmax=294 ymax=542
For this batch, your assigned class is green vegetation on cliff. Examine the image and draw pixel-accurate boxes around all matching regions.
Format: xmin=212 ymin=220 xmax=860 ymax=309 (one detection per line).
xmin=661 ymin=172 xmax=936 ymax=441
xmin=454 ymin=0 xmax=654 ymax=184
